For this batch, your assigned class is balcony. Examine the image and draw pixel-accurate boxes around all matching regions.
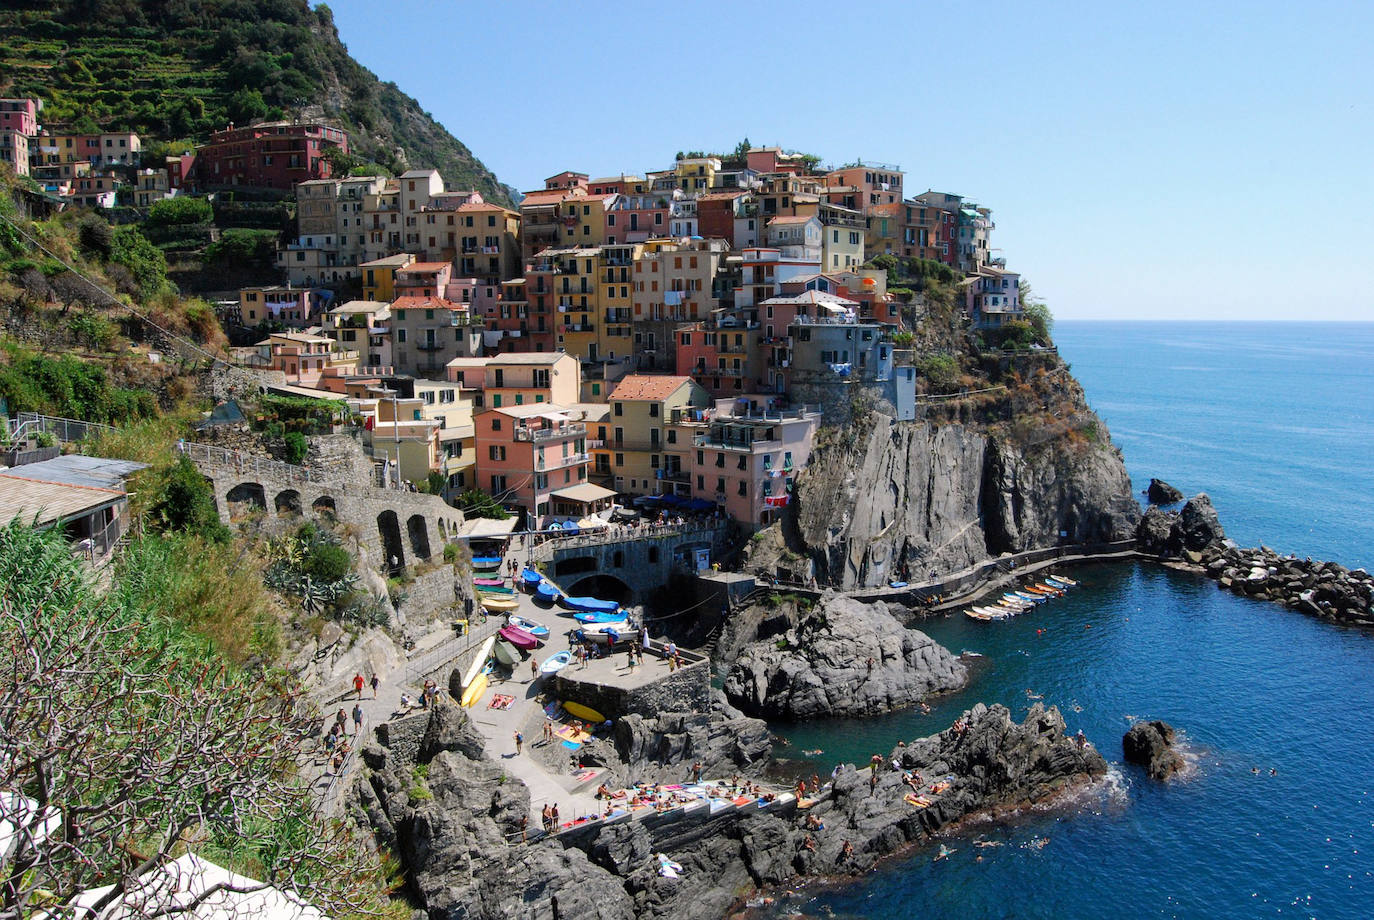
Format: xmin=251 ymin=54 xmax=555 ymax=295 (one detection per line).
xmin=563 ymin=322 xmax=594 ymax=333
xmin=514 ymin=423 xmax=587 ymax=442
xmin=417 ymin=341 xmax=446 ymax=352
xmin=536 ymin=451 xmax=590 ymax=470
xmin=604 ymin=309 xmax=632 ymax=323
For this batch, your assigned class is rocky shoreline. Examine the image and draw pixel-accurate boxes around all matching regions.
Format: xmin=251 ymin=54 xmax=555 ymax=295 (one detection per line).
xmin=350 ymin=698 xmax=1104 ymax=920
xmin=1138 ymin=491 xmax=1373 ymax=627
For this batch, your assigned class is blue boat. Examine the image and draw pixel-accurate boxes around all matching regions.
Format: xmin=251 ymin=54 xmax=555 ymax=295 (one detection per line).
xmin=559 ymin=595 xmax=621 ymax=614
xmin=573 ymin=610 xmax=627 ymax=624
xmin=472 ymin=556 xmax=502 ymax=569
xmin=521 ymin=567 xmax=543 ymax=587
xmin=535 ymin=582 xmax=561 ymax=604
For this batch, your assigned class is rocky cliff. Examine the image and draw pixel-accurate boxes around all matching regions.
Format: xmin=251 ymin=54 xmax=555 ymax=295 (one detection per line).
xmin=722 ymin=594 xmax=966 ymax=720
xmin=767 ymin=371 xmax=1140 ymax=590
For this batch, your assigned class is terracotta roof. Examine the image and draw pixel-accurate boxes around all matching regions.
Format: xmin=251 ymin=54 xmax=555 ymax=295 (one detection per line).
xmin=609 ymin=375 xmax=694 ymax=402
xmin=397 ymin=262 xmax=450 ymax=273
xmin=455 ymin=201 xmax=515 ymax=214
xmin=697 ymin=191 xmax=747 ymax=201
xmin=390 ymin=295 xmax=461 ymax=310
xmin=767 ymin=215 xmax=813 ymax=225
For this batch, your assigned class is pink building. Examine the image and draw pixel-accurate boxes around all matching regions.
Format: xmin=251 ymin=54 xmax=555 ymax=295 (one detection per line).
xmin=394 ymin=261 xmax=453 ymax=299
xmin=474 ymin=404 xmax=591 ymax=527
xmin=685 ymin=399 xmax=821 ymax=529
xmin=0 ymin=98 xmax=38 ymax=178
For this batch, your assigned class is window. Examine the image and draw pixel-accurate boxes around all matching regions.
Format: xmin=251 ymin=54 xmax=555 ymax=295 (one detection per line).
xmin=491 ymin=474 xmax=506 ymax=492
xmin=737 ymin=455 xmax=747 ymax=471
xmin=491 ymin=418 xmax=501 ymax=431
xmin=667 ymin=429 xmax=676 ymax=444
xmin=649 ymin=404 xmax=659 ymax=418
xmin=397 ymin=329 xmax=407 ymax=343
xmin=591 ymin=382 xmax=600 ymax=396
xmin=615 ymin=453 xmax=624 ymax=467
xmin=697 ymin=450 xmax=704 ymax=464
xmin=614 ymin=403 xmax=623 ymax=416
xmin=738 ymin=480 xmax=747 ymax=496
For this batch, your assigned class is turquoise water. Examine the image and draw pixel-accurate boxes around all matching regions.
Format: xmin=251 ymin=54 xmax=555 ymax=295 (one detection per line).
xmin=764 ymin=323 xmax=1374 ymax=920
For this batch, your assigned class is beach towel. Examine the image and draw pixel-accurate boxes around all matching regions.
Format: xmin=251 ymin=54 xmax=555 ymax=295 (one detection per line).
xmin=488 ymin=694 xmax=515 ymax=710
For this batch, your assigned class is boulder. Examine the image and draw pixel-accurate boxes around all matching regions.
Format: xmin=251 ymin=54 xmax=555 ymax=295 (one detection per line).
xmin=1146 ymin=478 xmax=1185 ymax=504
xmin=722 ymin=594 xmax=966 ymax=720
xmin=611 ymin=706 xmax=773 ymax=786
xmin=1136 ymin=505 xmax=1177 ymax=555
xmin=1122 ymin=719 xmax=1185 ymax=780
xmin=1177 ymin=494 xmax=1226 ymax=551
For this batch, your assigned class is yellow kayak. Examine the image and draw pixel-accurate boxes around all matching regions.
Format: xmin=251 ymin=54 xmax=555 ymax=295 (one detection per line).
xmin=562 ymin=700 xmax=606 ymax=723
xmin=460 ymin=672 xmax=488 ymax=708
xmin=482 ymin=596 xmax=518 ymax=612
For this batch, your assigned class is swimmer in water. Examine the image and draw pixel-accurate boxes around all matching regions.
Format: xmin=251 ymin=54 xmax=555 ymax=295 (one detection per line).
xmin=973 ymin=839 xmax=1003 ymax=848
xmin=934 ymin=844 xmax=954 ymax=862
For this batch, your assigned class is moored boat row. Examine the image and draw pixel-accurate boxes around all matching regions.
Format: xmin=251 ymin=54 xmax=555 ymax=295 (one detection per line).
xmin=964 ymin=573 xmax=1079 ymax=622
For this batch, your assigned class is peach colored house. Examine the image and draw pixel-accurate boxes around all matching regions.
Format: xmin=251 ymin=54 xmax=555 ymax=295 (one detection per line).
xmin=685 ymin=399 xmax=821 ymax=529
xmin=474 ymin=404 xmax=591 ymax=527
xmin=445 ymin=352 xmax=580 ymax=409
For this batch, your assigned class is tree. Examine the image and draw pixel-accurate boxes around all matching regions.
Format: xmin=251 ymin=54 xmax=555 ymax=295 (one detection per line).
xmin=108 ymin=226 xmax=170 ymax=299
xmin=1019 ymin=280 xmax=1053 ymax=343
xmin=457 ymin=488 xmax=510 ymax=520
xmin=0 ymin=523 xmax=386 ymax=920
xmin=147 ymin=455 xmax=230 ymax=542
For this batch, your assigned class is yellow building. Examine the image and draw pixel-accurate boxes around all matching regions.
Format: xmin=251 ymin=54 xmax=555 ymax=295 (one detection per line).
xmin=596 ymin=243 xmax=640 ymax=363
xmin=564 ymin=194 xmax=613 ymax=247
xmin=674 ymin=156 xmax=720 ymax=193
xmin=413 ymin=379 xmax=476 ymax=492
xmin=546 ymin=247 xmax=603 ymax=361
xmin=600 ymin=375 xmax=711 ymax=496
xmin=359 ymin=253 xmax=415 ymax=301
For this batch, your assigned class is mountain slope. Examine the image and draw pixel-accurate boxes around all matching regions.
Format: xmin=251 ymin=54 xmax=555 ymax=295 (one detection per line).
xmin=0 ymin=0 xmax=513 ymax=204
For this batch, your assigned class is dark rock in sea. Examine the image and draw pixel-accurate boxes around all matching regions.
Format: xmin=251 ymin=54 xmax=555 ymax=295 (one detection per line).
xmin=1136 ymin=493 xmax=1227 ymax=557
xmin=1122 ymin=720 xmax=1186 ymax=781
xmin=722 ymin=593 xmax=966 ymax=720
xmin=1146 ymin=478 xmax=1185 ymax=504
xmin=1178 ymin=494 xmax=1226 ymax=550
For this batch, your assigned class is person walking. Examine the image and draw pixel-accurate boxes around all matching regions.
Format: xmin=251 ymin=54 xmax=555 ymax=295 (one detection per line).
xmin=514 ymin=730 xmax=524 ymax=755
xmin=551 ymin=803 xmax=560 ymax=833
xmin=335 ymin=708 xmax=348 ymax=735
xmin=530 ymin=658 xmax=538 ymax=682
xmin=352 ymin=672 xmax=365 ymax=699
xmin=541 ymin=803 xmax=553 ymax=834
xmin=370 ymin=673 xmax=380 ymax=699
xmin=352 ymin=703 xmax=363 ymax=735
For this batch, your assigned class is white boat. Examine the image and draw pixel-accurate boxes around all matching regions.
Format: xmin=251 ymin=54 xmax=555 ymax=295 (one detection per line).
xmin=1046 ymin=574 xmax=1078 ymax=588
xmin=461 ymin=635 xmax=496 ymax=690
xmin=508 ymin=614 xmax=550 ymax=638
xmin=539 ymin=650 xmax=572 ymax=675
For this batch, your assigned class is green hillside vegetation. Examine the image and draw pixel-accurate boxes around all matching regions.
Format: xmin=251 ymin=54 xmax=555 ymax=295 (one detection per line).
xmin=0 ymin=0 xmax=512 ymax=204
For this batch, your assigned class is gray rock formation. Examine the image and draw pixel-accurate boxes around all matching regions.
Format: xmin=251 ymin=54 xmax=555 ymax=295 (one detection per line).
xmin=356 ymin=700 xmax=1108 ymax=920
xmin=722 ymin=594 xmax=966 ymax=720
xmin=1137 ymin=493 xmax=1227 ymax=558
xmin=1122 ymin=719 xmax=1185 ymax=780
xmin=778 ymin=411 xmax=1139 ymax=590
xmin=609 ymin=692 xmax=774 ymax=785
xmin=1146 ymin=478 xmax=1185 ymax=504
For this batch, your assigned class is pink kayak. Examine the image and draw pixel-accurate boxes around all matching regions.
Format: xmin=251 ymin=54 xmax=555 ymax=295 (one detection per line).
xmin=499 ymin=625 xmax=540 ymax=650
xmin=474 ymin=577 xmax=505 ymax=587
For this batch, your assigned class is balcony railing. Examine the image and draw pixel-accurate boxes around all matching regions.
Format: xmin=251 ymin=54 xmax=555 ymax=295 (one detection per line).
xmin=514 ymin=423 xmax=587 ymax=442
xmin=416 ymin=341 xmax=446 ymax=351
xmin=535 ymin=452 xmax=590 ymax=470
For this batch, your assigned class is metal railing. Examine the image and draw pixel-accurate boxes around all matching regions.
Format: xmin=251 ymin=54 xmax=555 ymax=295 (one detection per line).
xmin=8 ymin=412 xmax=115 ymax=444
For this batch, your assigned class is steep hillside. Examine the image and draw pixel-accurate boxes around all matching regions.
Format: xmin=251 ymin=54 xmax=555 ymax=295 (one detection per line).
xmin=0 ymin=0 xmax=513 ymax=204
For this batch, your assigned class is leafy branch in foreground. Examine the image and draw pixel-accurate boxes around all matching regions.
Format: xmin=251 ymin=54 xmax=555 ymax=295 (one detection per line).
xmin=0 ymin=522 xmax=390 ymax=920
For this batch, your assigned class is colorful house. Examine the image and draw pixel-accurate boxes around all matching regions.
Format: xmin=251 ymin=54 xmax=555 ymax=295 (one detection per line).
xmin=473 ymin=404 xmax=592 ymax=527
xmin=190 ymin=122 xmax=345 ymax=192
xmin=445 ymin=352 xmax=581 ymax=409
xmin=599 ymin=375 xmax=710 ymax=496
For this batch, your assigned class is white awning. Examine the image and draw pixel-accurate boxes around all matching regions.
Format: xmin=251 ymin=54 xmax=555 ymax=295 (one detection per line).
xmin=455 ymin=517 xmax=519 ymax=539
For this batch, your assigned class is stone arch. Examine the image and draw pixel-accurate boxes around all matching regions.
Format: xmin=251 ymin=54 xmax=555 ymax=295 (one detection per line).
xmin=406 ymin=514 xmax=432 ymax=561
xmin=437 ymin=519 xmax=447 ymax=540
xmin=553 ymin=555 xmax=598 ymax=578
xmin=311 ymin=495 xmax=337 ymax=516
xmin=225 ymin=482 xmax=266 ymax=518
xmin=378 ymin=511 xmax=405 ymax=572
xmin=274 ymin=489 xmax=302 ymax=515
xmin=564 ymin=573 xmax=632 ymax=606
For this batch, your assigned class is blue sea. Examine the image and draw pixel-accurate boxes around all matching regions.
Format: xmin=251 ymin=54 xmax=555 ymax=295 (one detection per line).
xmin=760 ymin=322 xmax=1374 ymax=920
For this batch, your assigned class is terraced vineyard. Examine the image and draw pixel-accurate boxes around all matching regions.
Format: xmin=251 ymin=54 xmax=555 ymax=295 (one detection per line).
xmin=0 ymin=1 xmax=513 ymax=204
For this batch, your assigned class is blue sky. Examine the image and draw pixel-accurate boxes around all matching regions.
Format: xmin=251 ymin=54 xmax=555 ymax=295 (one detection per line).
xmin=323 ymin=0 xmax=1372 ymax=321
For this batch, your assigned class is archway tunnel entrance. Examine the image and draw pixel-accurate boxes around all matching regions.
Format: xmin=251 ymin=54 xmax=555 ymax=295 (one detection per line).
xmin=563 ymin=574 xmax=632 ymax=606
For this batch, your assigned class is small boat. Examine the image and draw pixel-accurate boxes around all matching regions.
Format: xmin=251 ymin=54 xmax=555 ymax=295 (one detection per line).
xmin=1012 ymin=591 xmax=1046 ymax=603
xmin=499 ymin=624 xmax=540 ymax=650
xmin=573 ymin=609 xmax=628 ymax=625
xmin=1047 ymin=574 xmax=1079 ymax=587
xmin=1032 ymin=582 xmax=1064 ymax=595
xmin=493 ymin=639 xmax=521 ymax=666
xmin=473 ymin=577 xmax=505 ymax=587
xmin=460 ymin=672 xmax=488 ymax=708
xmin=535 ymin=582 xmax=561 ymax=604
xmin=521 ymin=567 xmax=543 ymax=587
xmin=973 ymin=605 xmax=1012 ymax=618
xmin=562 ymin=700 xmax=606 ymax=723
xmin=965 ymin=609 xmax=994 ymax=621
xmin=576 ymin=623 xmax=627 ymax=645
xmin=559 ymin=595 xmax=621 ymax=614
xmin=508 ymin=614 xmax=549 ymax=638
xmin=998 ymin=597 xmax=1032 ymax=610
xmin=460 ymin=635 xmax=496 ymax=690
xmin=540 ymin=651 xmax=572 ymax=675
xmin=482 ymin=596 xmax=519 ymax=613
xmin=471 ymin=556 xmax=502 ymax=569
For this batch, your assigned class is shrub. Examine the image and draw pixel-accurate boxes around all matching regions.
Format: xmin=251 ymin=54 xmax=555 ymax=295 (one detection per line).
xmin=917 ymin=353 xmax=961 ymax=393
xmin=108 ymin=225 xmax=170 ymax=298
xmin=283 ymin=430 xmax=308 ymax=464
xmin=304 ymin=543 xmax=352 ymax=583
xmin=457 ymin=488 xmax=510 ymax=520
xmin=146 ymin=455 xmax=231 ymax=542
xmin=146 ymin=196 xmax=212 ymax=227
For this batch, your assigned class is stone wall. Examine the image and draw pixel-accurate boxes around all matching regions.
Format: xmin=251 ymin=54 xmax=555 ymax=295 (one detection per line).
xmin=534 ymin=524 xmax=730 ymax=604
xmin=373 ymin=711 xmax=430 ymax=770
xmin=395 ymin=566 xmax=459 ymax=627
xmin=551 ymin=657 xmax=711 ymax=719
